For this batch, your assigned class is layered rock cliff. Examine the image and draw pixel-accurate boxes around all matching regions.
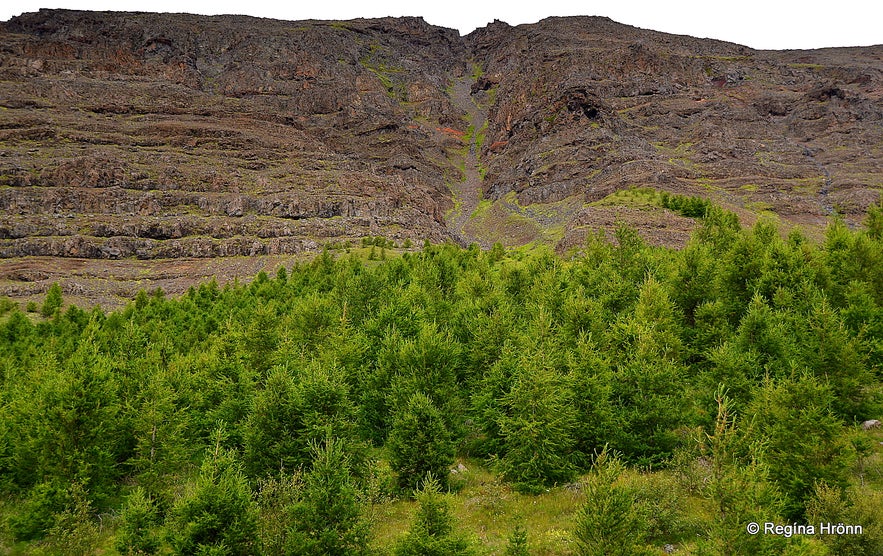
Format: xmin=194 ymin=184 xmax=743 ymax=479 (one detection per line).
xmin=1 ymin=10 xmax=882 ymax=303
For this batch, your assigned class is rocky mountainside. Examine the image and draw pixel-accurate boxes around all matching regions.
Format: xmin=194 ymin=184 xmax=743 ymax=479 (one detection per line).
xmin=469 ymin=19 xmax=883 ymax=248
xmin=1 ymin=10 xmax=882 ymax=304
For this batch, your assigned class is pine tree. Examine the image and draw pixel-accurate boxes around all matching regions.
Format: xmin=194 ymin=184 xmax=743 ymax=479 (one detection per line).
xmin=129 ymin=370 xmax=191 ymax=496
xmin=7 ymin=479 xmax=72 ymax=541
xmin=384 ymin=321 xmax=464 ymax=430
xmin=566 ymin=337 xmax=616 ymax=469
xmin=245 ymin=367 xmax=300 ymax=477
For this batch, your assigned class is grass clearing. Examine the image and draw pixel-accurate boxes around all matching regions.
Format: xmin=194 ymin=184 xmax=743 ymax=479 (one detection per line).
xmin=589 ymin=186 xmax=664 ymax=209
xmin=369 ymin=459 xmax=585 ymax=555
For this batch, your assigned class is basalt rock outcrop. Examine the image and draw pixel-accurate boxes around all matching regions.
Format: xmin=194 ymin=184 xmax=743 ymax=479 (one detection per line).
xmin=1 ymin=10 xmax=465 ymax=262
xmin=1 ymin=9 xmax=882 ymax=272
xmin=467 ymin=18 xmax=883 ymax=235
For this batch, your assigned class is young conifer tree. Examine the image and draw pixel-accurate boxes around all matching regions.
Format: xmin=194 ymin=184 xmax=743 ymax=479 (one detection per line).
xmin=41 ymin=282 xmax=63 ymax=317
xmin=168 ymin=427 xmax=260 ymax=555
xmin=496 ymin=358 xmax=578 ymax=493
xmin=286 ymin=436 xmax=369 ymax=556
xmin=573 ymin=449 xmax=653 ymax=556
xmin=387 ymin=392 xmax=454 ymax=492
xmin=747 ymin=373 xmax=854 ymax=520
xmin=394 ymin=474 xmax=475 ymax=556
xmin=115 ymin=487 xmax=161 ymax=555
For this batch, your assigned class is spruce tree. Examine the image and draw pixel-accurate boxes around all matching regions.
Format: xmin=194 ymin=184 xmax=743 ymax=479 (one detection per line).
xmin=573 ymin=449 xmax=652 ymax=556
xmin=694 ymin=390 xmax=789 ymax=555
xmin=168 ymin=429 xmax=260 ymax=555
xmin=286 ymin=437 xmax=369 ymax=556
xmin=245 ymin=367 xmax=300 ymax=477
xmin=747 ymin=373 xmax=854 ymax=519
xmin=115 ymin=487 xmax=161 ymax=555
xmin=387 ymin=392 xmax=454 ymax=492
xmin=504 ymin=524 xmax=529 ymax=556
xmin=496 ymin=354 xmax=578 ymax=493
xmin=394 ymin=474 xmax=474 ymax=556
xmin=245 ymin=365 xmax=360 ymax=479
xmin=8 ymin=327 xmax=124 ymax=501
xmin=41 ymin=282 xmax=63 ymax=317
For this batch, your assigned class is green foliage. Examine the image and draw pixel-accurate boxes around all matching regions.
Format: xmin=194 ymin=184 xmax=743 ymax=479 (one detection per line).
xmin=43 ymin=482 xmax=100 ymax=556
xmin=747 ymin=373 xmax=855 ymax=519
xmin=610 ymin=358 xmax=688 ymax=466
xmin=660 ymin=192 xmax=713 ymax=217
xmin=382 ymin=321 xmax=465 ymax=432
xmin=807 ymin=481 xmax=883 ymax=556
xmin=0 ymin=214 xmax=881 ymax=553
xmin=2 ymin=329 xmax=125 ymax=499
xmin=375 ymin=235 xmax=390 ymax=248
xmin=693 ymin=391 xmax=789 ymax=555
xmin=128 ymin=370 xmax=192 ymax=496
xmin=695 ymin=205 xmax=741 ymax=251
xmin=116 ymin=487 xmax=162 ymax=555
xmin=286 ymin=437 xmax=370 ymax=555
xmin=0 ymin=296 xmax=14 ymax=316
xmin=254 ymin=473 xmax=302 ymax=556
xmin=41 ymin=282 xmax=63 ymax=317
xmin=496 ymin=348 xmax=578 ymax=492
xmin=168 ymin=431 xmax=260 ymax=556
xmin=245 ymin=365 xmax=360 ymax=478
xmin=566 ymin=338 xmax=616 ymax=468
xmin=504 ymin=524 xmax=529 ymax=556
xmin=866 ymin=198 xmax=883 ymax=240
xmin=394 ymin=474 xmax=475 ymax=556
xmin=573 ymin=449 xmax=654 ymax=556
xmin=388 ymin=392 xmax=454 ymax=492
xmin=6 ymin=480 xmax=72 ymax=541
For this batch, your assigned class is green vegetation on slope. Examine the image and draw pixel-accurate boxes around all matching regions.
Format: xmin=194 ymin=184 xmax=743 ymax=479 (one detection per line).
xmin=591 ymin=186 xmax=712 ymax=218
xmin=1 ymin=203 xmax=883 ymax=554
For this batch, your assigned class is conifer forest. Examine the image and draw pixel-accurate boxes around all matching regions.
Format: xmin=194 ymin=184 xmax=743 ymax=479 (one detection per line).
xmin=2 ymin=204 xmax=883 ymax=555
